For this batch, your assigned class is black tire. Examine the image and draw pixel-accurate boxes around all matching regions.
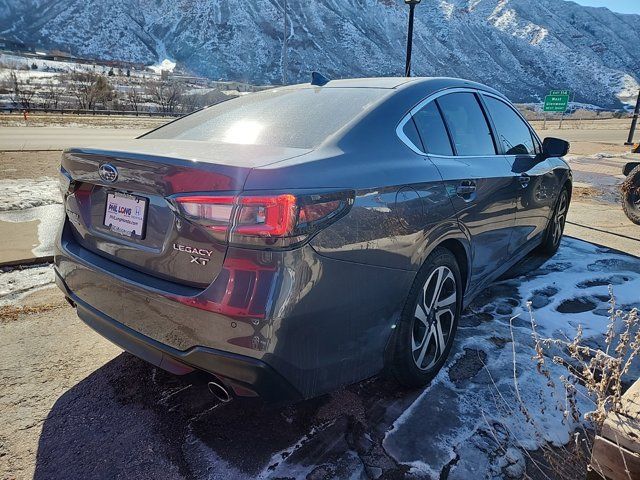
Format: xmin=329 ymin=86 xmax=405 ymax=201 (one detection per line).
xmin=388 ymin=247 xmax=462 ymax=388
xmin=622 ymin=166 xmax=640 ymax=226
xmin=538 ymin=186 xmax=569 ymax=255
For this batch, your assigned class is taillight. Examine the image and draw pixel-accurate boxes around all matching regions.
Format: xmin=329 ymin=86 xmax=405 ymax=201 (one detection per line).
xmin=235 ymin=194 xmax=297 ymax=236
xmin=173 ymin=191 xmax=353 ymax=248
xmin=174 ymin=195 xmax=235 ymax=241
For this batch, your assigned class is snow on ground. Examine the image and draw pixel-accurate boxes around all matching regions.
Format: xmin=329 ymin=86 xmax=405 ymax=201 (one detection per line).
xmin=0 ymin=178 xmax=64 ymax=259
xmin=0 ymin=53 xmax=150 ymax=79
xmin=0 ymin=264 xmax=54 ymax=306
xmin=149 ymin=58 xmax=177 ymax=74
xmin=0 ymin=178 xmax=61 ymax=211
xmin=383 ymin=238 xmax=640 ymax=478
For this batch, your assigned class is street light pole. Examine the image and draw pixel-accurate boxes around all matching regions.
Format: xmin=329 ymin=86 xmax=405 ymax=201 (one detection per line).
xmin=625 ymin=89 xmax=640 ymax=146
xmin=282 ymin=0 xmax=288 ymax=85
xmin=404 ymin=0 xmax=421 ymax=77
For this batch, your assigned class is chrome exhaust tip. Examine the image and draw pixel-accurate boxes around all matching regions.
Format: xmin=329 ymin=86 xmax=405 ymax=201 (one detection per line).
xmin=207 ymin=380 xmax=232 ymax=403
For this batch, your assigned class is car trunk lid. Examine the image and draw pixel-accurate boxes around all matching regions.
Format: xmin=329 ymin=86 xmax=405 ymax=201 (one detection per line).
xmin=61 ymin=139 xmax=311 ymax=287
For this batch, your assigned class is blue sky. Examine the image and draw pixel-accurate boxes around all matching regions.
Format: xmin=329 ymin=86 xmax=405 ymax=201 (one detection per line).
xmin=572 ymin=0 xmax=640 ymax=14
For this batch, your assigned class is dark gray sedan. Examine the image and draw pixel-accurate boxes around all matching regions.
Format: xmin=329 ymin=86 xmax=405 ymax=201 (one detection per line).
xmin=55 ymin=77 xmax=571 ymax=402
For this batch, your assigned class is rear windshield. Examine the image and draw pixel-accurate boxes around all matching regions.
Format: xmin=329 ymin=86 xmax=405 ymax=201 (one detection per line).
xmin=143 ymin=87 xmax=387 ymax=149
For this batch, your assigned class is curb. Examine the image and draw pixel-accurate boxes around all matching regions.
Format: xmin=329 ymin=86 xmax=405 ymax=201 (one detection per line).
xmin=0 ymin=256 xmax=54 ymax=269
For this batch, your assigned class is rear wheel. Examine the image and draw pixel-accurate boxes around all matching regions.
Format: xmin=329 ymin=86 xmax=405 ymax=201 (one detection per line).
xmin=622 ymin=166 xmax=640 ymax=225
xmin=388 ymin=248 xmax=462 ymax=388
xmin=538 ymin=187 xmax=569 ymax=255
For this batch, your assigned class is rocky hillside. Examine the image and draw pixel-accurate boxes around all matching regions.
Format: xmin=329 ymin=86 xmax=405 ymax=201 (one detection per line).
xmin=1 ymin=0 xmax=639 ymax=107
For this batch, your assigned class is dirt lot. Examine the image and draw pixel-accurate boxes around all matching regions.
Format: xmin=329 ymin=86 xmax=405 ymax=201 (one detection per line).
xmin=530 ymin=118 xmax=634 ymax=156
xmin=0 ymin=151 xmax=61 ymax=179
xmin=1 ymin=116 xmax=640 ymax=479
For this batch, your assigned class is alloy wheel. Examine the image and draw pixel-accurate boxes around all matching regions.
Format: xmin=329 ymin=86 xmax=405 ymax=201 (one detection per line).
xmin=552 ymin=192 xmax=568 ymax=247
xmin=411 ymin=266 xmax=457 ymax=371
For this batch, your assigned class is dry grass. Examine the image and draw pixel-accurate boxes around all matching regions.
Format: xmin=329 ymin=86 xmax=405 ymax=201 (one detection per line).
xmin=479 ymin=290 xmax=639 ymax=479
xmin=0 ymin=302 xmax=65 ymax=323
xmin=525 ymin=292 xmax=638 ymax=479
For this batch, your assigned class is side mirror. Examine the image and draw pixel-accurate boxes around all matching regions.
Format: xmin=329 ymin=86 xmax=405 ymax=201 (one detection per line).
xmin=542 ymin=137 xmax=570 ymax=158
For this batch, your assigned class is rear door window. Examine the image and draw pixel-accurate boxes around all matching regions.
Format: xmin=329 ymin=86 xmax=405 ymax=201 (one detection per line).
xmin=402 ymin=118 xmax=425 ymax=152
xmin=483 ymin=96 xmax=536 ymax=155
xmin=411 ymin=101 xmax=454 ymax=156
xmin=436 ymin=92 xmax=496 ymax=156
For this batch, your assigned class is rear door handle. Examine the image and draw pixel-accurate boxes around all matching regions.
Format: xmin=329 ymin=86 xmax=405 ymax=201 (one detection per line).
xmin=456 ymin=180 xmax=477 ymax=196
xmin=518 ymin=174 xmax=531 ymax=188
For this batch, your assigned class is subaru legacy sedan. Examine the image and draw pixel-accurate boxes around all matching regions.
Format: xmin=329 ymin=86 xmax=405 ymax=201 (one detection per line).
xmin=55 ymin=77 xmax=571 ymax=402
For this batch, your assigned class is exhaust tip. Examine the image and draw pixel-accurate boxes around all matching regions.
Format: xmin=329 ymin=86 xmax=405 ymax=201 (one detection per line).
xmin=207 ymin=380 xmax=232 ymax=403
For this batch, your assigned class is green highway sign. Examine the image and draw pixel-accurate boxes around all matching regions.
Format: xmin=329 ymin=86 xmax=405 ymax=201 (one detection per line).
xmin=543 ymin=91 xmax=570 ymax=113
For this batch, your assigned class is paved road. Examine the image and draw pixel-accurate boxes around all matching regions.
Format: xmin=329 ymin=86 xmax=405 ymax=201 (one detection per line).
xmin=0 ymin=126 xmax=151 ymax=151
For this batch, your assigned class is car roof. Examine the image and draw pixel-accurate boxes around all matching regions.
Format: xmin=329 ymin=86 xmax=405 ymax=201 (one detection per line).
xmin=285 ymin=76 xmax=505 ymax=97
xmin=315 ymin=77 xmax=416 ymax=89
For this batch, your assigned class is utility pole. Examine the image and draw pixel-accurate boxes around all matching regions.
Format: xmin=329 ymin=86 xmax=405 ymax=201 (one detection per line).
xmin=404 ymin=0 xmax=421 ymax=77
xmin=282 ymin=0 xmax=288 ymax=85
xmin=625 ymin=89 xmax=640 ymax=146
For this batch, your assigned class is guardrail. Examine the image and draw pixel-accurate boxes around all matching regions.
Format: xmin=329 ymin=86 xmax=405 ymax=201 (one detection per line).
xmin=0 ymin=107 xmax=184 ymax=117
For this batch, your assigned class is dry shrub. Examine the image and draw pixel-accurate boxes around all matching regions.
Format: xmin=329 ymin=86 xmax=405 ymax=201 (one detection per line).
xmin=482 ymin=288 xmax=639 ymax=479
xmin=526 ymin=290 xmax=639 ymax=479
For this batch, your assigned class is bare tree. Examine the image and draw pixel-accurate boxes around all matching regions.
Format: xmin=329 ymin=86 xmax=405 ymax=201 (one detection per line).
xmin=70 ymin=71 xmax=114 ymax=110
xmin=125 ymin=79 xmax=144 ymax=113
xmin=5 ymin=71 xmax=36 ymax=110
xmin=146 ymin=79 xmax=183 ymax=114
xmin=179 ymin=92 xmax=202 ymax=113
xmin=180 ymin=89 xmax=231 ymax=113
xmin=40 ymin=78 xmax=63 ymax=110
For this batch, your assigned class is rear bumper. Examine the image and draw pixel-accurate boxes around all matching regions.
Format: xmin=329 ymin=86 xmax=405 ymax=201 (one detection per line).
xmin=55 ymin=269 xmax=302 ymax=403
xmin=55 ymin=222 xmax=415 ymax=400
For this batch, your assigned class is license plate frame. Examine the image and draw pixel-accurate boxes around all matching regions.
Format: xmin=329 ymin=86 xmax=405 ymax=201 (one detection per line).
xmin=103 ymin=191 xmax=149 ymax=239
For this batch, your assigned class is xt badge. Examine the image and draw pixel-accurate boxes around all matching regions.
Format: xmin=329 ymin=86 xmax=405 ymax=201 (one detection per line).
xmin=173 ymin=243 xmax=213 ymax=267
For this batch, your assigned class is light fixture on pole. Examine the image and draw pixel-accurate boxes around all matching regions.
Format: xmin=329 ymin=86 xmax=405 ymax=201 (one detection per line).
xmin=404 ymin=0 xmax=421 ymax=77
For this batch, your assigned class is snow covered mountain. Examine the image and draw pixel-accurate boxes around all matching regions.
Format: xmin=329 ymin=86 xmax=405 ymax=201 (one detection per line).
xmin=1 ymin=0 xmax=638 ymax=107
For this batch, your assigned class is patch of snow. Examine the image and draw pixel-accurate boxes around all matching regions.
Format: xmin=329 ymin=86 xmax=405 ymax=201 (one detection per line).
xmin=0 ymin=264 xmax=54 ymax=306
xmin=617 ymin=74 xmax=640 ymax=107
xmin=0 ymin=178 xmax=61 ymax=211
xmin=149 ymin=59 xmax=176 ymax=74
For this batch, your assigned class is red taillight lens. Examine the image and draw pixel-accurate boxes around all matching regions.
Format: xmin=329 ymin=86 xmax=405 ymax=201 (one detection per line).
xmin=175 ymin=195 xmax=235 ymax=240
xmin=235 ymin=194 xmax=297 ymax=236
xmin=299 ymin=200 xmax=341 ymax=224
xmin=173 ymin=191 xmax=353 ymax=248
